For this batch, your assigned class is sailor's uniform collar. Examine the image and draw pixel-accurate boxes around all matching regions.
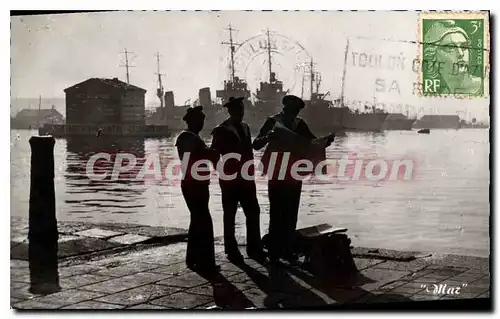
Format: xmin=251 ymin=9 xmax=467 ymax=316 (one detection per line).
xmin=216 ymin=119 xmax=250 ymax=141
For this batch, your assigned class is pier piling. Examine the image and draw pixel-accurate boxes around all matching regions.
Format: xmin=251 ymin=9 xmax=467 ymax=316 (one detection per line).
xmin=28 ymin=136 xmax=60 ymax=295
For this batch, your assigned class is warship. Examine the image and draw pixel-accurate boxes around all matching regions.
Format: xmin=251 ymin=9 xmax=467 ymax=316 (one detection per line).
xmin=147 ymin=29 xmax=390 ymax=134
xmin=145 ymin=52 xmax=192 ymax=132
xmin=215 ymin=27 xmax=342 ymax=135
xmin=301 ymin=59 xmax=348 ymax=135
xmin=341 ymin=107 xmax=389 ymax=132
xmin=213 ymin=31 xmax=390 ymax=134
xmin=211 ymin=24 xmax=253 ymax=132
xmin=249 ymin=29 xmax=288 ymax=128
xmin=197 ymin=86 xmax=226 ymax=134
xmin=213 ymin=26 xmax=287 ymax=134
xmin=215 ymin=25 xmax=251 ymax=105
xmin=301 ymin=59 xmax=347 ymax=135
xmin=146 ymin=25 xmax=258 ymax=135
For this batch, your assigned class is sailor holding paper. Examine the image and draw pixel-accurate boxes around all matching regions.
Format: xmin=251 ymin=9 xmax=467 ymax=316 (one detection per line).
xmin=253 ymin=95 xmax=335 ymax=263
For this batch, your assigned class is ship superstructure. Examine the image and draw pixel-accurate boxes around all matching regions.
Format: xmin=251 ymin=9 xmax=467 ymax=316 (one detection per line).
xmin=335 ymin=39 xmax=388 ymax=132
xmin=301 ymin=58 xmax=348 ymax=135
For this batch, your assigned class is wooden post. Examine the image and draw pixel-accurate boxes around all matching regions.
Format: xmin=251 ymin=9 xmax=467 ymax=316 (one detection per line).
xmin=28 ymin=136 xmax=60 ymax=294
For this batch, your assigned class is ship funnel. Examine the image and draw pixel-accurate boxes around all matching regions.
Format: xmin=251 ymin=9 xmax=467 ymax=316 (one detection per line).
xmin=199 ymin=87 xmax=212 ymax=107
xmin=164 ymin=91 xmax=175 ymax=109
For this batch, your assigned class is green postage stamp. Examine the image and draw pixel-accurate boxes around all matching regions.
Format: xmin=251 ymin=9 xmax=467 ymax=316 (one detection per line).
xmin=419 ymin=11 xmax=490 ymax=98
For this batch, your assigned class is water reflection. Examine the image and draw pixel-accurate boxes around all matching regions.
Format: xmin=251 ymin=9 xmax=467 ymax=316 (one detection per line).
xmin=66 ymin=136 xmax=146 ymax=157
xmin=64 ymin=137 xmax=147 ymax=214
xmin=10 ymin=129 xmax=490 ymax=257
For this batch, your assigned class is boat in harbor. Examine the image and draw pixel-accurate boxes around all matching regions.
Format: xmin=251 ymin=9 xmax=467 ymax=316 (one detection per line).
xmin=301 ymin=59 xmax=347 ymax=135
xmin=332 ymin=39 xmax=389 ymax=132
xmin=341 ymin=109 xmax=389 ymax=132
xmin=214 ymin=26 xmax=286 ymax=134
xmin=249 ymin=29 xmax=289 ymax=128
xmin=147 ymin=29 xmax=389 ymax=135
xmin=215 ymin=25 xmax=252 ymax=107
xmin=213 ymin=27 xmax=386 ymax=135
xmin=198 ymin=87 xmax=227 ymax=133
xmin=145 ymin=52 xmax=187 ymax=132
xmin=147 ymin=26 xmax=254 ymax=134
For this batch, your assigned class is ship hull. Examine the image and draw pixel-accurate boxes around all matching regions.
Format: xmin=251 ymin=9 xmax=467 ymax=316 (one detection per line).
xmin=245 ymin=100 xmax=281 ymax=134
xmin=460 ymin=124 xmax=489 ymax=129
xmin=383 ymin=119 xmax=416 ymax=130
xmin=146 ymin=105 xmax=216 ymax=134
xmin=301 ymin=103 xmax=348 ymax=135
xmin=342 ymin=112 xmax=389 ymax=132
xmin=202 ymin=108 xmax=228 ymax=134
xmin=147 ymin=106 xmax=184 ymax=131
xmin=413 ymin=121 xmax=460 ymax=130
xmin=147 ymin=99 xmax=388 ymax=135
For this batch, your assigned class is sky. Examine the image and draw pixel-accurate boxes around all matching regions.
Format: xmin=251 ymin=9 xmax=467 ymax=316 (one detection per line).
xmin=11 ymin=11 xmax=490 ymax=121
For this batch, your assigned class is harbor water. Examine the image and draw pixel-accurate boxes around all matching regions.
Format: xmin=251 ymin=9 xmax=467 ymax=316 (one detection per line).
xmin=10 ymin=129 xmax=490 ymax=257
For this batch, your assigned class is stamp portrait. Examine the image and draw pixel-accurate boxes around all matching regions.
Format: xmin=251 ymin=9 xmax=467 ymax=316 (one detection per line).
xmin=419 ymin=11 xmax=489 ymax=98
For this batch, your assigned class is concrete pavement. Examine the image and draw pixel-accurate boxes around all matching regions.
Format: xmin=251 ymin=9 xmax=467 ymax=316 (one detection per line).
xmin=10 ymin=242 xmax=490 ymax=310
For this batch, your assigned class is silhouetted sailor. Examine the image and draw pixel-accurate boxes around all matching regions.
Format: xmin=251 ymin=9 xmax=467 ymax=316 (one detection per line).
xmin=211 ymin=97 xmax=265 ymax=263
xmin=175 ymin=105 xmax=220 ymax=276
xmin=253 ymin=95 xmax=334 ymax=263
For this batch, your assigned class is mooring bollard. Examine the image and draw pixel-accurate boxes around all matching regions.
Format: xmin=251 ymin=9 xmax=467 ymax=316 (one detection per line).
xmin=28 ymin=136 xmax=60 ymax=295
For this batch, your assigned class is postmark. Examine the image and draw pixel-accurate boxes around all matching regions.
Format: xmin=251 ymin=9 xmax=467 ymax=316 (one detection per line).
xmin=418 ymin=11 xmax=490 ymax=98
xmin=233 ymin=32 xmax=311 ymax=96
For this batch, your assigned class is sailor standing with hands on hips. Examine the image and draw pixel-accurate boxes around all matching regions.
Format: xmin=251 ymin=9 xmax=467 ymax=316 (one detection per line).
xmin=211 ymin=97 xmax=266 ymax=264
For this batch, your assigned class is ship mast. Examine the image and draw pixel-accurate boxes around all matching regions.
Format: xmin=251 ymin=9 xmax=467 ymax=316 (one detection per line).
xmin=301 ymin=73 xmax=305 ymax=99
xmin=310 ymin=58 xmax=314 ymax=98
xmin=265 ymin=28 xmax=273 ymax=83
xmin=120 ymin=48 xmax=135 ymax=84
xmin=308 ymin=58 xmax=322 ymax=99
xmin=315 ymin=73 xmax=321 ymax=95
xmin=340 ymin=39 xmax=350 ymax=106
xmin=155 ymin=51 xmax=165 ymax=108
xmin=222 ymin=24 xmax=240 ymax=83
xmin=37 ymin=95 xmax=41 ymax=129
